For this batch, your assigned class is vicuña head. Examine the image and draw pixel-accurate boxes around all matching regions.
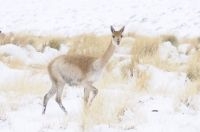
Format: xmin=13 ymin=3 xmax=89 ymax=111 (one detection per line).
xmin=42 ymin=25 xmax=125 ymax=114
xmin=111 ymin=25 xmax=124 ymax=46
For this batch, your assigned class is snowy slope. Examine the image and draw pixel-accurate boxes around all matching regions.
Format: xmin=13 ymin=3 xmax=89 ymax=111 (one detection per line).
xmin=0 ymin=0 xmax=200 ymax=37
xmin=0 ymin=42 xmax=199 ymax=132
xmin=1 ymin=0 xmax=200 ymax=132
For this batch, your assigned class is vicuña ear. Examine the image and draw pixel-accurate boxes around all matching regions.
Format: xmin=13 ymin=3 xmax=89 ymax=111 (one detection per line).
xmin=119 ymin=26 xmax=125 ymax=33
xmin=110 ymin=25 xmax=115 ymax=33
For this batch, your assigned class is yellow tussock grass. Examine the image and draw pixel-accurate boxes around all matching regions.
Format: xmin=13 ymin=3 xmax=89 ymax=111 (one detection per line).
xmin=0 ymin=74 xmax=49 ymax=95
xmin=187 ymin=52 xmax=200 ymax=81
xmin=161 ymin=34 xmax=178 ymax=46
xmin=83 ymin=88 xmax=132 ymax=128
xmin=0 ymin=33 xmax=68 ymax=51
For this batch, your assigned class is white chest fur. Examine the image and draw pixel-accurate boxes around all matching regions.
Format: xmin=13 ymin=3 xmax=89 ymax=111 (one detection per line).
xmin=86 ymin=60 xmax=103 ymax=83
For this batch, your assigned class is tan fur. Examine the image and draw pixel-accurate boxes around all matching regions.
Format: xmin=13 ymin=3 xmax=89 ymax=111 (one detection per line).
xmin=48 ymin=55 xmax=96 ymax=84
xmin=42 ymin=26 xmax=125 ymax=114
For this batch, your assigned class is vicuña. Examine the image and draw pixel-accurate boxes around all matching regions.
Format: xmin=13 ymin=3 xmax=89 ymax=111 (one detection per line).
xmin=42 ymin=26 xmax=125 ymax=114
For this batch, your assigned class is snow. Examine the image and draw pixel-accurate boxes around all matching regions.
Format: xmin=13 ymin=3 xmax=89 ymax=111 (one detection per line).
xmin=178 ymin=44 xmax=191 ymax=54
xmin=138 ymin=64 xmax=189 ymax=95
xmin=159 ymin=42 xmax=189 ymax=64
xmin=0 ymin=44 xmax=69 ymax=66
xmin=0 ymin=0 xmax=200 ymax=37
xmin=1 ymin=0 xmax=200 ymax=132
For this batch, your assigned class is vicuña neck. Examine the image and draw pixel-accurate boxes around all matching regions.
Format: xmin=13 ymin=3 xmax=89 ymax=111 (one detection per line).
xmin=98 ymin=40 xmax=116 ymax=68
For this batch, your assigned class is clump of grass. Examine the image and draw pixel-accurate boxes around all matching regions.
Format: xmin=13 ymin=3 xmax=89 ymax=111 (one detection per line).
xmin=83 ymin=88 xmax=131 ymax=127
xmin=161 ymin=34 xmax=178 ymax=46
xmin=125 ymin=34 xmax=182 ymax=74
xmin=181 ymin=82 xmax=200 ymax=99
xmin=121 ymin=64 xmax=150 ymax=91
xmin=181 ymin=37 xmax=200 ymax=46
xmin=128 ymin=35 xmax=161 ymax=70
xmin=48 ymin=38 xmax=61 ymax=50
xmin=121 ymin=53 xmax=181 ymax=81
xmin=135 ymin=69 xmax=150 ymax=91
xmin=176 ymin=81 xmax=200 ymax=111
xmin=187 ymin=52 xmax=200 ymax=81
xmin=131 ymin=35 xmax=161 ymax=59
xmin=142 ymin=53 xmax=181 ymax=72
xmin=119 ymin=34 xmax=180 ymax=79
xmin=120 ymin=63 xmax=135 ymax=79
xmin=0 ymin=33 xmax=13 ymax=45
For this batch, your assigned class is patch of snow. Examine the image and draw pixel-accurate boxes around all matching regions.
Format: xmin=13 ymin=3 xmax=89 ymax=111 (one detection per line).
xmin=178 ymin=44 xmax=191 ymax=54
xmin=139 ymin=64 xmax=189 ymax=95
xmin=0 ymin=44 xmax=30 ymax=63
xmin=159 ymin=42 xmax=189 ymax=64
xmin=0 ymin=62 xmax=27 ymax=84
xmin=0 ymin=44 xmax=69 ymax=66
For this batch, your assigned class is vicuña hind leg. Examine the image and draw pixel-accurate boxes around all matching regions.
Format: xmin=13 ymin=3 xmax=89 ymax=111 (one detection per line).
xmin=43 ymin=82 xmax=56 ymax=114
xmin=55 ymin=82 xmax=67 ymax=114
xmin=84 ymin=83 xmax=98 ymax=106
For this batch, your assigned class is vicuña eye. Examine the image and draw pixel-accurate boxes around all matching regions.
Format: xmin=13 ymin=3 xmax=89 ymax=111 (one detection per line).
xmin=121 ymin=35 xmax=123 ymax=38
xmin=112 ymin=35 xmax=115 ymax=38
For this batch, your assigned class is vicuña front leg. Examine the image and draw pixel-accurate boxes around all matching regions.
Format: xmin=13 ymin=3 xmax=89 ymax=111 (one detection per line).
xmin=84 ymin=83 xmax=98 ymax=106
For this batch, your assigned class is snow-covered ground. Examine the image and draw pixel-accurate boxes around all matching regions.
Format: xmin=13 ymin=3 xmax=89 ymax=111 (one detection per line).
xmin=0 ymin=42 xmax=199 ymax=132
xmin=0 ymin=0 xmax=200 ymax=37
xmin=1 ymin=0 xmax=200 ymax=132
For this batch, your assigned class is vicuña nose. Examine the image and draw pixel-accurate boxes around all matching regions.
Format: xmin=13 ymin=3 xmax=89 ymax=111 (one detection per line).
xmin=117 ymin=40 xmax=120 ymax=44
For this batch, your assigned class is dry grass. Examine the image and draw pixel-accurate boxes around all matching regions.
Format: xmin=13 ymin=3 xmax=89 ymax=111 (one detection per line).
xmin=0 ymin=32 xmax=183 ymax=78
xmin=48 ymin=38 xmax=61 ymax=50
xmin=161 ymin=34 xmax=178 ymax=46
xmin=180 ymin=37 xmax=200 ymax=46
xmin=126 ymin=35 xmax=174 ymax=75
xmin=134 ymin=69 xmax=150 ymax=91
xmin=0 ymin=53 xmax=25 ymax=69
xmin=0 ymin=74 xmax=49 ymax=95
xmin=124 ymin=35 xmax=155 ymax=77
xmin=181 ymin=82 xmax=200 ymax=99
xmin=120 ymin=61 xmax=135 ymax=79
xmin=95 ymin=69 xmax=127 ymax=92
xmin=0 ymin=32 xmax=192 ymax=93
xmin=120 ymin=64 xmax=150 ymax=91
xmin=130 ymin=35 xmax=161 ymax=63
xmin=176 ymin=81 xmax=200 ymax=111
xmin=180 ymin=37 xmax=200 ymax=54
xmin=186 ymin=52 xmax=200 ymax=81
xmin=83 ymin=88 xmax=132 ymax=128
xmin=115 ymin=34 xmax=181 ymax=79
xmin=141 ymin=54 xmax=181 ymax=72
xmin=0 ymin=33 xmax=68 ymax=51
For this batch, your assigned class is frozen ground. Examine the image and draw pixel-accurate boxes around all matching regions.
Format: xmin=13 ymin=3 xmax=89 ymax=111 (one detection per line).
xmin=0 ymin=0 xmax=200 ymax=132
xmin=0 ymin=0 xmax=200 ymax=37
xmin=0 ymin=43 xmax=200 ymax=132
